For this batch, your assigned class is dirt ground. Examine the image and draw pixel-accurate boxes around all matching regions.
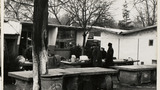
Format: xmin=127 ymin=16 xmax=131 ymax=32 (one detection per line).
xmin=4 ymin=76 xmax=156 ymax=90
xmin=4 ymin=83 xmax=156 ymax=90
xmin=113 ymin=81 xmax=156 ymax=90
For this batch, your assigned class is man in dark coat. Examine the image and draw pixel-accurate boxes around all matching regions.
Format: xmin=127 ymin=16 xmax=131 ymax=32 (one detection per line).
xmin=101 ymin=47 xmax=107 ymax=59
xmin=92 ymin=43 xmax=102 ymax=67
xmin=105 ymin=43 xmax=114 ymax=67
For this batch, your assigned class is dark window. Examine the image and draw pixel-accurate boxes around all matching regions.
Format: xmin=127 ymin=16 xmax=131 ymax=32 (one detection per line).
xmin=149 ymin=40 xmax=153 ymax=46
xmin=19 ymin=30 xmax=32 ymax=55
xmin=88 ymin=32 xmax=94 ymax=39
xmin=56 ymin=29 xmax=76 ymax=49
xmin=94 ymin=32 xmax=101 ymax=36
xmin=88 ymin=32 xmax=101 ymax=39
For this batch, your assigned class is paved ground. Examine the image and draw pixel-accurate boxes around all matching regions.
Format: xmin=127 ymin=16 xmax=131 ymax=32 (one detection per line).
xmin=112 ymin=75 xmax=156 ymax=90
xmin=113 ymin=81 xmax=156 ymax=90
xmin=4 ymin=76 xmax=156 ymax=90
xmin=4 ymin=83 xmax=156 ymax=90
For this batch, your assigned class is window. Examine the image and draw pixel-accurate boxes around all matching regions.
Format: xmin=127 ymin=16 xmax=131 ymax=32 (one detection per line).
xmin=149 ymin=40 xmax=153 ymax=46
xmin=56 ymin=29 xmax=76 ymax=49
xmin=88 ymin=32 xmax=94 ymax=39
xmin=94 ymin=31 xmax=101 ymax=36
xmin=19 ymin=30 xmax=32 ymax=55
xmin=88 ymin=31 xmax=101 ymax=39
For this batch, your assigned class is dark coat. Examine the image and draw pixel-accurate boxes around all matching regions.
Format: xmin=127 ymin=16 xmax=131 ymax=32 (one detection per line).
xmin=105 ymin=47 xmax=114 ymax=67
xmin=92 ymin=46 xmax=102 ymax=67
xmin=101 ymin=50 xmax=107 ymax=59
xmin=25 ymin=47 xmax=32 ymax=62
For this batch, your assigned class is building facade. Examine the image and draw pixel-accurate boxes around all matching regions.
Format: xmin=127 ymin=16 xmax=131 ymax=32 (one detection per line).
xmin=90 ymin=26 xmax=157 ymax=65
xmin=4 ymin=20 xmax=157 ymax=65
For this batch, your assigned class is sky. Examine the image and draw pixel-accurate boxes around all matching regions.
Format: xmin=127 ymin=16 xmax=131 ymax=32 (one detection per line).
xmin=49 ymin=0 xmax=139 ymax=23
xmin=50 ymin=0 xmax=138 ymax=23
xmin=110 ymin=0 xmax=137 ymax=22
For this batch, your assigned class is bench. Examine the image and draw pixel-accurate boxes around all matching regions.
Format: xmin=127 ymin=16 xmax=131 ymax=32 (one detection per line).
xmin=110 ymin=65 xmax=156 ymax=85
xmin=8 ymin=67 xmax=117 ymax=90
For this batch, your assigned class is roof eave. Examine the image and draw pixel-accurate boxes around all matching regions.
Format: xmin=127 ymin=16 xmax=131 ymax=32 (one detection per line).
xmin=21 ymin=21 xmax=83 ymax=30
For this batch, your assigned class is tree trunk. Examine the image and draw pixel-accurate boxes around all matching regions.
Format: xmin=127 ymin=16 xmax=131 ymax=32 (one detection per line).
xmin=145 ymin=0 xmax=150 ymax=26
xmin=82 ymin=32 xmax=86 ymax=55
xmin=33 ymin=0 xmax=48 ymax=90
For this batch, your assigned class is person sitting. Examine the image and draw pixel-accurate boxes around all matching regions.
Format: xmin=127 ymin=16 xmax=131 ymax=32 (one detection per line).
xmin=16 ymin=55 xmax=25 ymax=70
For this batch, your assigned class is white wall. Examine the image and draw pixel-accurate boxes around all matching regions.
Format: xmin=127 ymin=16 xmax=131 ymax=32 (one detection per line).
xmin=48 ymin=27 xmax=58 ymax=46
xmin=119 ymin=38 xmax=138 ymax=60
xmin=76 ymin=31 xmax=83 ymax=46
xmin=101 ymin=32 xmax=121 ymax=59
xmin=4 ymin=21 xmax=22 ymax=45
xmin=101 ymin=38 xmax=119 ymax=59
xmin=100 ymin=29 xmax=157 ymax=65
xmin=138 ymin=31 xmax=157 ymax=65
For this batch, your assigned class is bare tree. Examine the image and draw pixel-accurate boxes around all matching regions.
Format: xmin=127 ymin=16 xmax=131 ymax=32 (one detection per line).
xmin=133 ymin=0 xmax=157 ymax=27
xmin=32 ymin=0 xmax=48 ymax=90
xmin=4 ymin=0 xmax=34 ymax=21
xmin=48 ymin=0 xmax=76 ymax=25
xmin=48 ymin=0 xmax=63 ymax=24
xmin=118 ymin=0 xmax=134 ymax=30
xmin=93 ymin=14 xmax=117 ymax=28
xmin=4 ymin=0 xmax=73 ymax=25
xmin=57 ymin=0 xmax=114 ymax=54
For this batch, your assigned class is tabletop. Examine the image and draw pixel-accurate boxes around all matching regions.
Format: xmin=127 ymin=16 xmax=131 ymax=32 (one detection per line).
xmin=110 ymin=65 xmax=156 ymax=71
xmin=8 ymin=67 xmax=117 ymax=81
xmin=61 ymin=59 xmax=139 ymax=65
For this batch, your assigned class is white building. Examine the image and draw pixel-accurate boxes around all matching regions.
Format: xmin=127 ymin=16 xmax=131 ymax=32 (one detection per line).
xmin=4 ymin=20 xmax=157 ymax=65
xmin=89 ymin=26 xmax=157 ymax=65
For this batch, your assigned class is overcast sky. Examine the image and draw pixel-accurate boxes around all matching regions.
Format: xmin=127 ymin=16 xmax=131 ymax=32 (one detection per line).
xmin=110 ymin=0 xmax=137 ymax=22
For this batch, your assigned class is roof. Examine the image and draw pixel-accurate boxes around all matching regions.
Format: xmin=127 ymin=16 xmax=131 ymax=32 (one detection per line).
xmin=4 ymin=21 xmax=20 ymax=35
xmin=91 ymin=25 xmax=157 ymax=35
xmin=4 ymin=19 xmax=157 ymax=35
xmin=21 ymin=21 xmax=83 ymax=30
xmin=120 ymin=25 xmax=157 ymax=35
xmin=91 ymin=26 xmax=126 ymax=35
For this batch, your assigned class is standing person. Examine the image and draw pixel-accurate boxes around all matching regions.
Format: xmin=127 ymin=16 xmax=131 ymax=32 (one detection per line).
xmin=105 ymin=43 xmax=114 ymax=67
xmin=101 ymin=47 xmax=107 ymax=66
xmin=92 ymin=43 xmax=102 ymax=67
xmin=97 ymin=46 xmax=102 ymax=67
xmin=101 ymin=47 xmax=107 ymax=59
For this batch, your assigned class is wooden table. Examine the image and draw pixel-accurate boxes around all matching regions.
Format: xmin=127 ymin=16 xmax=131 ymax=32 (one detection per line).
xmin=110 ymin=65 xmax=156 ymax=85
xmin=8 ymin=67 xmax=117 ymax=90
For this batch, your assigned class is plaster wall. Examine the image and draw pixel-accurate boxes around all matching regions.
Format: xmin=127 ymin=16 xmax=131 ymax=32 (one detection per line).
xmin=100 ymin=29 xmax=157 ymax=65
xmin=76 ymin=31 xmax=89 ymax=46
xmin=48 ymin=27 xmax=58 ymax=46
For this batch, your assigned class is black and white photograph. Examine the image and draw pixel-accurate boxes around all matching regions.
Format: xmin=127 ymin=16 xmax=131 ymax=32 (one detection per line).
xmin=3 ymin=0 xmax=158 ymax=90
xmin=0 ymin=0 xmax=2 ymax=89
